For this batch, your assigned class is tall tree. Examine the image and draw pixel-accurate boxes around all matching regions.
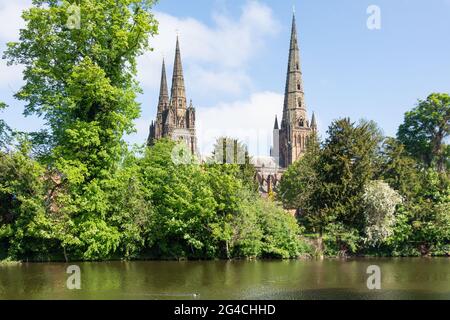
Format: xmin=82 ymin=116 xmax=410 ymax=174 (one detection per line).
xmin=398 ymin=93 xmax=450 ymax=172
xmin=0 ymin=103 xmax=11 ymax=151
xmin=3 ymin=0 xmax=158 ymax=260
xmin=141 ymin=140 xmax=219 ymax=259
xmin=314 ymin=119 xmax=383 ymax=231
xmin=4 ymin=0 xmax=158 ymax=177
xmin=378 ymin=137 xmax=422 ymax=198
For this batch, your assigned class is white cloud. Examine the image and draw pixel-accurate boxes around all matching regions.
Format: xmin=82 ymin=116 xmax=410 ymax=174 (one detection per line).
xmin=196 ymin=91 xmax=284 ymax=157
xmin=189 ymin=66 xmax=253 ymax=97
xmin=0 ymin=0 xmax=284 ymax=155
xmin=137 ymin=1 xmax=280 ymax=97
xmin=134 ymin=1 xmax=281 ymax=150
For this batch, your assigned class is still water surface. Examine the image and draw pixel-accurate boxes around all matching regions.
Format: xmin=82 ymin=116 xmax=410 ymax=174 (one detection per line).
xmin=0 ymin=258 xmax=449 ymax=300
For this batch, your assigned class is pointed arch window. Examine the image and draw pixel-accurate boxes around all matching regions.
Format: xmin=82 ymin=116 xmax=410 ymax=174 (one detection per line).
xmin=297 ymin=82 xmax=301 ymax=91
xmin=299 ymin=118 xmax=304 ymax=127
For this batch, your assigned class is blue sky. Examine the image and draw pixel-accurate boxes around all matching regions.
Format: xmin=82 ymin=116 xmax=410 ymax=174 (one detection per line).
xmin=1 ymin=0 xmax=450 ymax=156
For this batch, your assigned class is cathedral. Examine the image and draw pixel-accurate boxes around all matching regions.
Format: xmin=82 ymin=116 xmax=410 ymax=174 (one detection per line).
xmin=148 ymin=13 xmax=317 ymax=194
xmin=147 ymin=37 xmax=197 ymax=155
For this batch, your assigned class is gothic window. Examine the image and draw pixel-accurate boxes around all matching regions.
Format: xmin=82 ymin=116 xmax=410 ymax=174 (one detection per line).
xmin=296 ymin=63 xmax=299 ymax=70
xmin=299 ymin=118 xmax=304 ymax=127
xmin=297 ymin=82 xmax=301 ymax=90
xmin=298 ymin=100 xmax=302 ymax=108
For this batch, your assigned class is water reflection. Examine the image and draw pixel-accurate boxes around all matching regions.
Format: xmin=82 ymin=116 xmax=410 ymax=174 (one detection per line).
xmin=0 ymin=258 xmax=449 ymax=300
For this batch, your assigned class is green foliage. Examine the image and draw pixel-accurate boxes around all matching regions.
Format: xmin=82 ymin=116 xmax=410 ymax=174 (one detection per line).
xmin=1 ymin=0 xmax=447 ymax=261
xmin=140 ymin=140 xmax=219 ymax=259
xmin=137 ymin=140 xmax=305 ymax=260
xmin=0 ymin=103 xmax=11 ymax=150
xmin=277 ymin=132 xmax=320 ymax=211
xmin=361 ymin=180 xmax=402 ymax=247
xmin=398 ymin=93 xmax=450 ymax=172
xmin=0 ymin=143 xmax=155 ymax=261
xmin=378 ymin=137 xmax=422 ymax=198
xmin=0 ymin=144 xmax=53 ymax=260
xmin=388 ymin=169 xmax=450 ymax=256
xmin=209 ymin=137 xmax=258 ymax=192
xmin=1 ymin=0 xmax=159 ymax=261
xmin=279 ymin=119 xmax=383 ymax=242
xmin=103 ymin=150 xmax=153 ymax=259
xmin=323 ymin=223 xmax=359 ymax=257
xmin=315 ymin=119 xmax=382 ymax=231
xmin=4 ymin=0 xmax=158 ymax=175
xmin=278 ymin=113 xmax=449 ymax=257
xmin=232 ymin=190 xmax=307 ymax=259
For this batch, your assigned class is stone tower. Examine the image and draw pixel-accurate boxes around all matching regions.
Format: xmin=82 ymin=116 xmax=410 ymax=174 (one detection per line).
xmin=148 ymin=37 xmax=197 ymax=154
xmin=277 ymin=13 xmax=316 ymax=168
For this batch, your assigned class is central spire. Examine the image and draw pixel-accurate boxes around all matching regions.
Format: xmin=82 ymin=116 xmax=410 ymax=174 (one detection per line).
xmin=282 ymin=13 xmax=306 ymax=126
xmin=171 ymin=36 xmax=187 ymax=109
xmin=277 ymin=11 xmax=315 ymax=168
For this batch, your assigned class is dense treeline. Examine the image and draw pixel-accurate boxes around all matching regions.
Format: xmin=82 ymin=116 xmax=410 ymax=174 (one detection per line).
xmin=0 ymin=0 xmax=305 ymax=261
xmin=278 ymin=93 xmax=449 ymax=257
xmin=0 ymin=138 xmax=305 ymax=261
xmin=0 ymin=1 xmax=448 ymax=261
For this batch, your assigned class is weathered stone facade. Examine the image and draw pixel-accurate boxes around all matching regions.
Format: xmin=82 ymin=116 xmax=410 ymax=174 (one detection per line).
xmin=148 ymin=37 xmax=197 ymax=154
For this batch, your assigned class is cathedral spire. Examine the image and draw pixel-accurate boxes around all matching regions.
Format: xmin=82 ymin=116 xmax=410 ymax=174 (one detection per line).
xmin=278 ymin=10 xmax=313 ymax=168
xmin=274 ymin=115 xmax=279 ymax=130
xmin=311 ymin=112 xmax=317 ymax=130
xmin=148 ymin=35 xmax=197 ymax=155
xmin=171 ymin=36 xmax=187 ymax=108
xmin=158 ymin=59 xmax=169 ymax=113
xmin=282 ymin=12 xmax=306 ymax=125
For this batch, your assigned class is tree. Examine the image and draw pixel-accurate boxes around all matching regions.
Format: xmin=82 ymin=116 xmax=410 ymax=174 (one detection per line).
xmin=103 ymin=148 xmax=153 ymax=259
xmin=313 ymin=119 xmax=383 ymax=232
xmin=0 ymin=103 xmax=11 ymax=151
xmin=231 ymin=189 xmax=307 ymax=259
xmin=378 ymin=137 xmax=421 ymax=198
xmin=140 ymin=140 xmax=219 ymax=259
xmin=278 ymin=120 xmax=384 ymax=255
xmin=0 ymin=142 xmax=53 ymax=260
xmin=4 ymin=0 xmax=158 ymax=177
xmin=361 ymin=180 xmax=402 ymax=247
xmin=398 ymin=93 xmax=450 ymax=172
xmin=276 ymin=131 xmax=326 ymax=243
xmin=391 ymin=169 xmax=450 ymax=256
xmin=2 ymin=0 xmax=159 ymax=261
xmin=277 ymin=132 xmax=321 ymax=211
